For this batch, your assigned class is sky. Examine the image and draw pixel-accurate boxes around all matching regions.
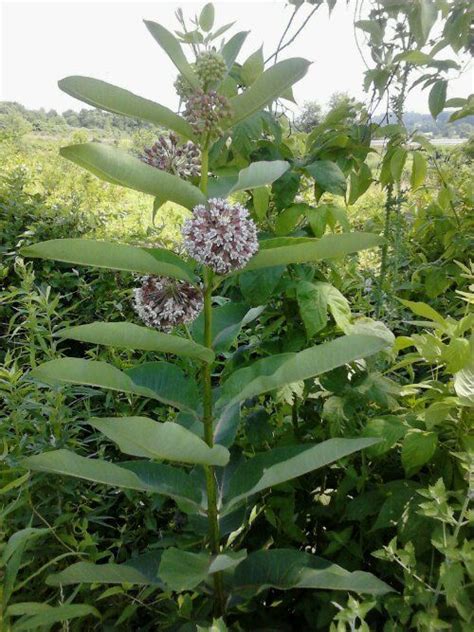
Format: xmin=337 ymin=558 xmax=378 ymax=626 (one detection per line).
xmin=0 ymin=0 xmax=472 ymax=115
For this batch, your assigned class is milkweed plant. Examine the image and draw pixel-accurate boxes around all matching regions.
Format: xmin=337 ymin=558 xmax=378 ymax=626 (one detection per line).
xmin=21 ymin=2 xmax=394 ymax=620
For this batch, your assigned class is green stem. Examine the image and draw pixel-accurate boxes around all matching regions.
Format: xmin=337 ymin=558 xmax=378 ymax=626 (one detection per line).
xmin=199 ymin=147 xmax=225 ymax=616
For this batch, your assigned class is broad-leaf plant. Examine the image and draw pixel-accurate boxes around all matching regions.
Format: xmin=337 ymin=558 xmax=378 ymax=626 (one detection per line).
xmin=21 ymin=3 xmax=393 ymax=618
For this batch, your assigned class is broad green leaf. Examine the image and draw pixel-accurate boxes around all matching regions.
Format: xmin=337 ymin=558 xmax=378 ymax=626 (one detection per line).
xmin=305 ymin=160 xmax=347 ymax=196
xmin=348 ymin=163 xmax=372 ymax=205
xmin=297 ymin=281 xmax=351 ymax=337
xmin=399 ymin=299 xmax=446 ymax=327
xmin=410 ymin=151 xmax=427 ymax=189
xmin=401 ymin=430 xmax=437 ymax=476
xmin=24 ymin=450 xmax=201 ymax=507
xmin=21 ymin=239 xmax=196 ymax=283
xmin=240 ymin=46 xmax=264 ymax=86
xmin=90 ymin=416 xmax=229 ymax=466
xmin=199 ymin=3 xmax=215 ymax=31
xmin=125 ymin=361 xmax=200 ymax=413
xmin=390 ymin=148 xmax=407 ymax=181
xmin=233 ymin=549 xmax=393 ymax=595
xmin=159 ymin=549 xmax=246 ymax=591
xmin=355 ymin=20 xmax=384 ymax=45
xmin=396 ymin=51 xmax=433 ymax=65
xmin=243 ymin=233 xmax=383 ymax=271
xmin=275 ymin=203 xmax=307 ymax=235
xmin=30 ymin=358 xmax=197 ymax=412
xmin=60 ymin=143 xmax=205 ymax=210
xmin=297 ymin=280 xmax=328 ymax=337
xmin=429 ymin=80 xmax=447 ymax=119
xmin=253 ymin=186 xmax=270 ymax=220
xmin=230 ymin=160 xmax=290 ymax=193
xmin=224 ymin=438 xmax=379 ymax=509
xmin=454 ymin=360 xmax=474 ymax=406
xmin=217 ymin=334 xmax=388 ymax=410
xmin=6 ymin=603 xmax=52 ymax=617
xmin=362 ymin=417 xmax=406 ymax=457
xmin=192 ymin=303 xmax=264 ymax=353
xmin=144 ymin=21 xmax=200 ymax=89
xmin=240 ymin=268 xmax=285 ymax=305
xmin=58 ymin=76 xmax=195 ymax=140
xmin=47 ymin=551 xmax=163 ymax=586
xmin=56 ymin=322 xmax=213 ymax=363
xmin=11 ymin=605 xmax=100 ymax=631
xmin=227 ymin=58 xmax=311 ymax=128
xmin=221 ymin=31 xmax=249 ymax=71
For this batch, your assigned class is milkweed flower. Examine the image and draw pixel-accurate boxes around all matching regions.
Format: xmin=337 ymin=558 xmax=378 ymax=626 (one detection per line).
xmin=141 ymin=133 xmax=200 ymax=179
xmin=133 ymin=275 xmax=203 ymax=332
xmin=182 ymin=198 xmax=259 ymax=275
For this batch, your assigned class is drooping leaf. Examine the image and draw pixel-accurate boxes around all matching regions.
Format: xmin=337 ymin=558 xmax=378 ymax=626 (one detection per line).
xmin=305 ymin=160 xmax=347 ymax=196
xmin=47 ymin=551 xmax=164 ymax=586
xmin=144 ymin=21 xmax=200 ymax=89
xmin=89 ymin=417 xmax=229 ymax=466
xmin=56 ymin=322 xmax=214 ymax=363
xmin=125 ymin=362 xmax=200 ymax=413
xmin=410 ymin=151 xmax=427 ymax=189
xmin=253 ymin=186 xmax=270 ymax=220
xmin=401 ymin=430 xmax=438 ymax=476
xmin=58 ymin=76 xmax=195 ymax=140
xmin=159 ymin=549 xmax=246 ymax=591
xmin=11 ymin=605 xmax=100 ymax=631
xmin=21 ymin=239 xmax=196 ymax=283
xmin=230 ymin=160 xmax=290 ymax=193
xmin=429 ymin=79 xmax=447 ymax=119
xmin=226 ymin=58 xmax=311 ymax=128
xmin=297 ymin=281 xmax=351 ymax=338
xmin=232 ymin=549 xmax=393 ymax=596
xmin=24 ymin=450 xmax=201 ymax=507
xmin=240 ymin=267 xmax=285 ymax=305
xmin=60 ymin=143 xmax=205 ymax=210
xmin=223 ymin=438 xmax=379 ymax=510
xmin=30 ymin=358 xmax=196 ymax=412
xmin=390 ymin=148 xmax=407 ymax=181
xmin=243 ymin=233 xmax=383 ymax=271
xmin=217 ymin=334 xmax=388 ymax=410
xmin=454 ymin=360 xmax=474 ymax=406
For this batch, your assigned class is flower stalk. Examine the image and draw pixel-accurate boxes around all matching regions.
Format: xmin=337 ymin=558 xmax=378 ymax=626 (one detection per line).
xmin=199 ymin=146 xmax=225 ymax=615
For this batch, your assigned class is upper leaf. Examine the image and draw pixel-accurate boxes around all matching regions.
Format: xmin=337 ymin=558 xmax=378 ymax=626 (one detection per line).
xmin=242 ymin=233 xmax=384 ymax=271
xmin=226 ymin=58 xmax=311 ymax=128
xmin=217 ymin=334 xmax=388 ymax=410
xmin=144 ymin=21 xmax=200 ymax=89
xmin=21 ymin=239 xmax=197 ymax=282
xmin=58 ymin=76 xmax=195 ymax=140
xmin=230 ymin=160 xmax=290 ymax=193
xmin=56 ymin=322 xmax=214 ymax=363
xmin=60 ymin=143 xmax=205 ymax=210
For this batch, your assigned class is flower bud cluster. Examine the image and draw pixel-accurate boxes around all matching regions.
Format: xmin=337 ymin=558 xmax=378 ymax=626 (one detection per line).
xmin=133 ymin=275 xmax=203 ymax=332
xmin=141 ymin=133 xmax=200 ymax=179
xmin=195 ymin=51 xmax=227 ymax=88
xmin=182 ymin=198 xmax=259 ymax=275
xmin=183 ymin=91 xmax=232 ymax=138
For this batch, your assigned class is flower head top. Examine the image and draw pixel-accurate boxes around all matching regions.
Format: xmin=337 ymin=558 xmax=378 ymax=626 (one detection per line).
xmin=182 ymin=198 xmax=259 ymax=275
xmin=133 ymin=275 xmax=203 ymax=332
xmin=141 ymin=133 xmax=200 ymax=179
xmin=195 ymin=51 xmax=227 ymax=89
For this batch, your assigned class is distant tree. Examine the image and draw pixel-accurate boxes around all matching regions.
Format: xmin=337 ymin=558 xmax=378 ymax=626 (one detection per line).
xmin=0 ymin=106 xmax=33 ymax=141
xmin=295 ymin=100 xmax=323 ymax=132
